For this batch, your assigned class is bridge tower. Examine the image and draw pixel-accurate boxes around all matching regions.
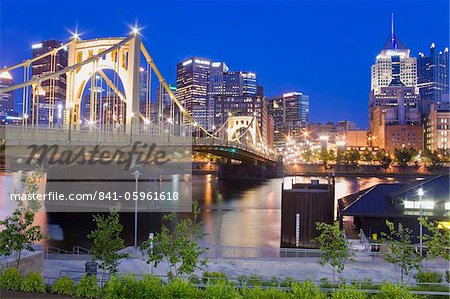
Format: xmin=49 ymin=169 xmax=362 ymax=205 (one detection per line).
xmin=227 ymin=116 xmax=257 ymax=147
xmin=65 ymin=35 xmax=141 ymax=133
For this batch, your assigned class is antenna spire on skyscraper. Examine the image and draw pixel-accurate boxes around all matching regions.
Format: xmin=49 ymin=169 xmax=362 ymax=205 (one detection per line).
xmin=391 ymin=13 xmax=397 ymax=50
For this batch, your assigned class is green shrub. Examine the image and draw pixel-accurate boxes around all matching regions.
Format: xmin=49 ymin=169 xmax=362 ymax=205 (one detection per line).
xmin=165 ymin=278 xmax=201 ymax=299
xmin=262 ymin=276 xmax=280 ymax=287
xmin=247 ymin=274 xmax=262 ymax=286
xmin=103 ymin=274 xmax=166 ymax=299
xmin=350 ymin=278 xmax=380 ymax=290
xmin=280 ymin=276 xmax=296 ymax=287
xmin=189 ymin=274 xmax=202 ymax=284
xmin=331 ymin=284 xmax=367 ymax=299
xmin=103 ymin=274 xmax=140 ymax=299
xmin=240 ymin=287 xmax=290 ymax=299
xmin=51 ymin=276 xmax=75 ymax=296
xmin=21 ymin=272 xmax=46 ymax=293
xmin=446 ymin=270 xmax=450 ymax=283
xmin=291 ymin=280 xmax=326 ymax=299
xmin=375 ymin=282 xmax=419 ymax=299
xmin=237 ymin=275 xmax=248 ymax=286
xmin=75 ymin=274 xmax=101 ymax=299
xmin=204 ymin=281 xmax=241 ymax=299
xmin=414 ymin=271 xmax=443 ymax=283
xmin=202 ymin=271 xmax=228 ymax=284
xmin=0 ymin=268 xmax=23 ymax=291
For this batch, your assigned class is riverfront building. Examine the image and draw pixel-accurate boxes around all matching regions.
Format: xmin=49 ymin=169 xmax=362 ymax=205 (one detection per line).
xmin=339 ymin=175 xmax=450 ymax=242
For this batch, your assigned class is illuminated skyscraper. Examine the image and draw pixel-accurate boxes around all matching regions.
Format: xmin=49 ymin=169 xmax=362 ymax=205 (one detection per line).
xmin=267 ymin=92 xmax=310 ymax=150
xmin=0 ymin=71 xmax=14 ymax=117
xmin=370 ymin=15 xmax=417 ymax=95
xmin=369 ymin=15 xmax=422 ymax=151
xmin=418 ymin=44 xmax=449 ymax=115
xmin=176 ymin=57 xmax=211 ymax=129
xmin=30 ymin=40 xmax=68 ymax=125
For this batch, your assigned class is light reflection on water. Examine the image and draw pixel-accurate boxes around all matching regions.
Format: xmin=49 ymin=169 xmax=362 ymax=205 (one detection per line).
xmin=0 ymin=172 xmax=419 ymax=248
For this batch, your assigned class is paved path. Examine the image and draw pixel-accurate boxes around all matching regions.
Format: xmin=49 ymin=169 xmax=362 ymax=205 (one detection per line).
xmin=44 ymin=256 xmax=450 ymax=284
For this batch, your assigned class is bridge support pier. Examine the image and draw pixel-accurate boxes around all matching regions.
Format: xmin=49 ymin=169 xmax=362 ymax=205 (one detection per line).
xmin=218 ymin=163 xmax=283 ymax=180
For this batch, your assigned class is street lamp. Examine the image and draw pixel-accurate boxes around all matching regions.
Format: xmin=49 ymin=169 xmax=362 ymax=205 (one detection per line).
xmin=417 ymin=187 xmax=424 ymax=257
xmin=66 ymin=102 xmax=74 ymax=143
xmin=131 ymin=170 xmax=142 ymax=248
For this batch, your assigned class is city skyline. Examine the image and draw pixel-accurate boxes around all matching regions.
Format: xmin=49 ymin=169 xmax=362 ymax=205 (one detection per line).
xmin=0 ymin=0 xmax=449 ymax=128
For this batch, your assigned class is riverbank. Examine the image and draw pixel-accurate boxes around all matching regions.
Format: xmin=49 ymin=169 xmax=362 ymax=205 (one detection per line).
xmin=285 ymin=163 xmax=449 ymax=177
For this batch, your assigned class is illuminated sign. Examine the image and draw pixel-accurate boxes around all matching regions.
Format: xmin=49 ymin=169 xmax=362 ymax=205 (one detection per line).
xmin=182 ymin=59 xmax=192 ymax=66
xmin=283 ymin=92 xmax=301 ymax=97
xmin=194 ymin=59 xmax=211 ymax=66
xmin=32 ymin=43 xmax=43 ymax=49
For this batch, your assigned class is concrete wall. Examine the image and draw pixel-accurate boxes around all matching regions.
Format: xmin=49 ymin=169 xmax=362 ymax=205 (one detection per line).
xmin=1 ymin=251 xmax=44 ymax=275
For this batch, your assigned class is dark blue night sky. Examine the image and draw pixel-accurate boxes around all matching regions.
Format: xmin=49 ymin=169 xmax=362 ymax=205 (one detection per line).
xmin=1 ymin=0 xmax=448 ymax=128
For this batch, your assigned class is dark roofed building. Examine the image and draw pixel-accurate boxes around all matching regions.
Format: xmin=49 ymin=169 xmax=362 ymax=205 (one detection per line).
xmin=339 ymin=175 xmax=450 ymax=242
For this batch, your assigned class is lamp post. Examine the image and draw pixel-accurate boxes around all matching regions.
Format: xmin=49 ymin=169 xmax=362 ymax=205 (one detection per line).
xmin=131 ymin=170 xmax=142 ymax=248
xmin=67 ymin=102 xmax=74 ymax=144
xmin=129 ymin=112 xmax=135 ymax=144
xmin=417 ymin=187 xmax=424 ymax=257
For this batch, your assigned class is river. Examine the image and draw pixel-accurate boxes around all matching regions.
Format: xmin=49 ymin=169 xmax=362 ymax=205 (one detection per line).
xmin=0 ymin=172 xmax=423 ymax=249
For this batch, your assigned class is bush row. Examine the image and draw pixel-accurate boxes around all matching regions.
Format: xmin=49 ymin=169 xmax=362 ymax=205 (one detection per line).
xmin=0 ymin=268 xmax=448 ymax=299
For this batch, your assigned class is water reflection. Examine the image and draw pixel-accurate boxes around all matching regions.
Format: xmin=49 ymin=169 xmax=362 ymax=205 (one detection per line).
xmin=0 ymin=172 xmax=420 ymax=249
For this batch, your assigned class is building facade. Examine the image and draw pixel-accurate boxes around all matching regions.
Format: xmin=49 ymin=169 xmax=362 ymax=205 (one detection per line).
xmin=212 ymin=95 xmax=270 ymax=145
xmin=0 ymin=71 xmax=14 ymax=117
xmin=425 ymin=99 xmax=450 ymax=152
xmin=369 ymin=17 xmax=423 ymax=152
xmin=176 ymin=57 xmax=211 ymax=129
xmin=267 ymin=92 xmax=310 ymax=150
xmin=30 ymin=40 xmax=68 ymax=126
xmin=418 ymin=44 xmax=449 ymax=115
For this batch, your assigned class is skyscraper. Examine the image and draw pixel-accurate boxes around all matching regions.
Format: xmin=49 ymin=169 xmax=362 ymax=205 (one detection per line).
xmin=417 ymin=44 xmax=449 ymax=115
xmin=369 ymin=15 xmax=422 ymax=151
xmin=176 ymin=57 xmax=211 ymax=129
xmin=370 ymin=15 xmax=417 ymax=95
xmin=176 ymin=57 xmax=259 ymax=131
xmin=0 ymin=71 xmax=14 ymax=117
xmin=267 ymin=92 xmax=310 ymax=150
xmin=30 ymin=40 xmax=68 ymax=126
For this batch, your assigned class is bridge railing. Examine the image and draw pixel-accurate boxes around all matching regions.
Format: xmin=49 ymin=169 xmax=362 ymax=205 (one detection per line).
xmin=1 ymin=125 xmax=277 ymax=161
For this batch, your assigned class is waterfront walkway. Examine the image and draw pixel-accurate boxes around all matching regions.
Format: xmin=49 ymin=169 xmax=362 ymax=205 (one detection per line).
xmin=43 ymin=254 xmax=449 ymax=284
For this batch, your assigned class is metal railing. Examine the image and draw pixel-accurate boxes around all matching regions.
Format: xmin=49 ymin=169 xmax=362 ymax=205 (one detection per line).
xmin=44 ymin=245 xmax=92 ymax=258
xmin=202 ymin=246 xmax=322 ymax=261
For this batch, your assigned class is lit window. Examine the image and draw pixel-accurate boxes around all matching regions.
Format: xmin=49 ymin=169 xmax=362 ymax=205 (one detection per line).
xmin=404 ymin=200 xmax=435 ymax=210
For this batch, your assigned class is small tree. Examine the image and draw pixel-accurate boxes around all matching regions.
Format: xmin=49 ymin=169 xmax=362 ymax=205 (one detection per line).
xmin=394 ymin=147 xmax=416 ymax=168
xmin=381 ymin=221 xmax=421 ymax=283
xmin=0 ymin=166 xmax=44 ymax=269
xmin=328 ymin=149 xmax=336 ymax=164
xmin=361 ymin=148 xmax=373 ymax=165
xmin=88 ymin=206 xmax=127 ymax=275
xmin=336 ymin=149 xmax=346 ymax=165
xmin=375 ymin=149 xmax=392 ymax=170
xmin=423 ymin=149 xmax=449 ymax=171
xmin=142 ymin=201 xmax=207 ymax=278
xmin=318 ymin=147 xmax=330 ymax=166
xmin=313 ymin=221 xmax=351 ymax=282
xmin=302 ymin=148 xmax=313 ymax=162
xmin=346 ymin=149 xmax=360 ymax=168
xmin=419 ymin=217 xmax=450 ymax=260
